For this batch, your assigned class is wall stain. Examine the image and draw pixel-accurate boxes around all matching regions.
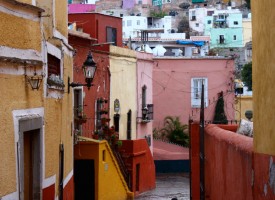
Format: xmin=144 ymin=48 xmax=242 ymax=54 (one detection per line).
xmin=269 ymin=157 xmax=275 ymax=194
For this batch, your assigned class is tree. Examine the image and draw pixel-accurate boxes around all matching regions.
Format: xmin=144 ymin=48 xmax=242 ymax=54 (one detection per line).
xmin=160 ymin=116 xmax=189 ymax=147
xmin=178 ymin=17 xmax=190 ymax=38
xmin=241 ymin=62 xmax=252 ymax=91
xmin=213 ymin=91 xmax=228 ymax=124
xmin=179 ymin=2 xmax=190 ymax=10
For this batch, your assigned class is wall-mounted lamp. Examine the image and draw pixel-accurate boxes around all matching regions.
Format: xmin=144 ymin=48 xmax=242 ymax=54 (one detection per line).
xmin=68 ymin=52 xmax=97 ymax=93
xmin=26 ymin=69 xmax=43 ymax=90
xmin=142 ymin=106 xmax=148 ymax=120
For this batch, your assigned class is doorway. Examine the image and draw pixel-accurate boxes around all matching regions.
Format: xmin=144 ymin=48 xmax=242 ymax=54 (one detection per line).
xmin=18 ymin=117 xmax=42 ymax=200
xmin=23 ymin=129 xmax=41 ymax=200
xmin=74 ymin=159 xmax=95 ymax=200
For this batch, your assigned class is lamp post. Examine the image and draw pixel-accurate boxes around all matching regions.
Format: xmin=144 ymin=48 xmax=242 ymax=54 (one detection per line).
xmin=68 ymin=52 xmax=97 ymax=93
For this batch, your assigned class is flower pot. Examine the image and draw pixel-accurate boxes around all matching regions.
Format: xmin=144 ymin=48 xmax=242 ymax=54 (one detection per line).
xmin=75 ymin=116 xmax=87 ymax=124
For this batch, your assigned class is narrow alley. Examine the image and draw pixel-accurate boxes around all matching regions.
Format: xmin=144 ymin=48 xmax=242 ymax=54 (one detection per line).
xmin=135 ymin=174 xmax=190 ymax=200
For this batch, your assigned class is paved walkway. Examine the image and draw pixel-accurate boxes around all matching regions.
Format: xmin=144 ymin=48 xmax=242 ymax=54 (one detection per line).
xmin=135 ymin=174 xmax=190 ymax=200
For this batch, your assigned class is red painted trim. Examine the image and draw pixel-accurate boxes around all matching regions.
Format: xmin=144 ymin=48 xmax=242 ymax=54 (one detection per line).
xmin=42 ymin=183 xmax=55 ymax=200
xmin=63 ymin=175 xmax=74 ymax=200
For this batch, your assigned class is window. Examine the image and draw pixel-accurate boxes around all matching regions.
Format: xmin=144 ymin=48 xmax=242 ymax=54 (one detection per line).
xmin=191 ymin=78 xmax=208 ymax=107
xmin=127 ymin=20 xmax=132 ymax=26
xmin=234 ymin=21 xmax=238 ymax=25
xmin=219 ymin=35 xmax=225 ymax=44
xmin=195 ymin=23 xmax=199 ymax=27
xmin=137 ymin=20 xmax=140 ymax=25
xmin=48 ymin=53 xmax=60 ymax=77
xmin=207 ymin=11 xmax=214 ymax=16
xmin=123 ymin=21 xmax=125 ymax=27
xmin=207 ymin=20 xmax=211 ymax=24
xmin=127 ymin=110 xmax=132 ymax=140
xmin=233 ymin=35 xmax=237 ymax=40
xmin=138 ymin=0 xmax=142 ymax=4
xmin=106 ymin=27 xmax=117 ymax=46
xmin=142 ymin=85 xmax=147 ymax=108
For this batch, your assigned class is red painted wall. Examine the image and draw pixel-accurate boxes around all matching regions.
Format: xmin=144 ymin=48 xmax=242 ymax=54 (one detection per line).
xmin=42 ymin=184 xmax=55 ymax=200
xmin=191 ymin=123 xmax=275 ymax=199
xmin=253 ymin=153 xmax=275 ymax=200
xmin=69 ymin=34 xmax=111 ymax=137
xmin=68 ymin=13 xmax=123 ymax=47
xmin=119 ymin=139 xmax=156 ymax=196
xmin=204 ymin=125 xmax=253 ymax=200
xmin=190 ymin=122 xmax=200 ymax=200
xmin=63 ymin=176 xmax=74 ymax=200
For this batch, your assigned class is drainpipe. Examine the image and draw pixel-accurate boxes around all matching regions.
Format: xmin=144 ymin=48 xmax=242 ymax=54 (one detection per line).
xmin=59 ymin=143 xmax=64 ymax=200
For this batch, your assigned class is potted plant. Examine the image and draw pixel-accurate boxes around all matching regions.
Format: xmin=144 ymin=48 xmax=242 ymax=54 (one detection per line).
xmin=93 ymin=130 xmax=99 ymax=139
xmin=75 ymin=113 xmax=87 ymax=124
xmin=101 ymin=117 xmax=110 ymax=125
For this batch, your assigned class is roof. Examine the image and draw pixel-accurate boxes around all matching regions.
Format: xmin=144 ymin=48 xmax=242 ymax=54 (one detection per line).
xmin=153 ymin=140 xmax=189 ymax=160
xmin=68 ymin=29 xmax=97 ymax=41
xmin=69 ymin=12 xmax=122 ymax=19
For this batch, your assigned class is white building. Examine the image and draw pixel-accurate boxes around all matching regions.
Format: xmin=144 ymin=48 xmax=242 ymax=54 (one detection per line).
xmin=189 ymin=7 xmax=214 ymax=34
xmin=123 ymin=16 xmax=148 ymax=39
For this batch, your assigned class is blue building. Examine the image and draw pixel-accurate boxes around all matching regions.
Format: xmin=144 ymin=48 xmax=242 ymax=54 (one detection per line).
xmin=205 ymin=9 xmax=243 ymax=49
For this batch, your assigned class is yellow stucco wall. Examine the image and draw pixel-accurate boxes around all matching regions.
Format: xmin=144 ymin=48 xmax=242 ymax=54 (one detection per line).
xmin=252 ymin=0 xmax=275 ymax=155
xmin=0 ymin=67 xmax=44 ymax=196
xmin=0 ymin=1 xmax=74 ymax=197
xmin=98 ymin=142 xmax=132 ymax=200
xmin=243 ymin=19 xmax=252 ymax=45
xmin=234 ymin=96 xmax=253 ymax=121
xmin=55 ymin=0 xmax=68 ymax=37
xmin=0 ymin=11 xmax=41 ymax=51
xmin=74 ymin=140 xmax=133 ymax=200
xmin=44 ymin=53 xmax=74 ymax=194
xmin=18 ymin=0 xmax=33 ymax=4
xmin=109 ymin=46 xmax=137 ymax=140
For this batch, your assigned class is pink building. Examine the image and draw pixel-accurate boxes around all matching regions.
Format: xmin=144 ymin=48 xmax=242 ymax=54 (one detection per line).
xmin=153 ymin=58 xmax=235 ymax=128
xmin=68 ymin=4 xmax=96 ymax=13
xmin=136 ymin=52 xmax=154 ymax=149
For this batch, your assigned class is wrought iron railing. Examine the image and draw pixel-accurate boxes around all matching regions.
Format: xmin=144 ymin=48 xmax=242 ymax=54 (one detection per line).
xmin=110 ymin=146 xmax=131 ymax=190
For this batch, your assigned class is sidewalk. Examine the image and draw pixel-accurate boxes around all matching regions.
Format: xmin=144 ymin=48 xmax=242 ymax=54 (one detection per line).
xmin=135 ymin=173 xmax=190 ymax=200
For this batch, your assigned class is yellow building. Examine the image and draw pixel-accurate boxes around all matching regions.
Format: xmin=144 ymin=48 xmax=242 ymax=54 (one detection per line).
xmin=0 ymin=0 xmax=74 ymax=199
xmin=109 ymin=46 xmax=137 ymax=140
xmin=252 ymin=0 xmax=275 ymax=156
xmin=243 ymin=15 xmax=252 ymax=46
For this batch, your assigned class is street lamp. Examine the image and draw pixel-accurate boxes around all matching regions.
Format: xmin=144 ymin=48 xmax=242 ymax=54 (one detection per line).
xmin=26 ymin=68 xmax=43 ymax=90
xmin=68 ymin=52 xmax=97 ymax=93
xmin=142 ymin=106 xmax=148 ymax=120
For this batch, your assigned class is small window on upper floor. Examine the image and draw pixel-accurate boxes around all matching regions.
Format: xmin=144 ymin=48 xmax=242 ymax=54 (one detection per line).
xmin=137 ymin=20 xmax=140 ymax=25
xmin=127 ymin=20 xmax=132 ymax=26
xmin=233 ymin=35 xmax=237 ymax=40
xmin=196 ymin=23 xmax=199 ymax=27
xmin=234 ymin=21 xmax=238 ymax=25
xmin=48 ymin=53 xmax=60 ymax=77
xmin=207 ymin=20 xmax=212 ymax=24
xmin=106 ymin=27 xmax=117 ymax=46
xmin=123 ymin=21 xmax=125 ymax=27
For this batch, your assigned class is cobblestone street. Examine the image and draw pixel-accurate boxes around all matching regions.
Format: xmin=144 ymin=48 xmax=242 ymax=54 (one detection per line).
xmin=135 ymin=174 xmax=190 ymax=200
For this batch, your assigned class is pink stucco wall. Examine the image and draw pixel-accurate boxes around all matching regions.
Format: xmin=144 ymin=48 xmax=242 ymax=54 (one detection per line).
xmin=153 ymin=58 xmax=235 ymax=128
xmin=136 ymin=52 xmax=154 ymax=151
xmin=68 ymin=4 xmax=96 ymax=14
